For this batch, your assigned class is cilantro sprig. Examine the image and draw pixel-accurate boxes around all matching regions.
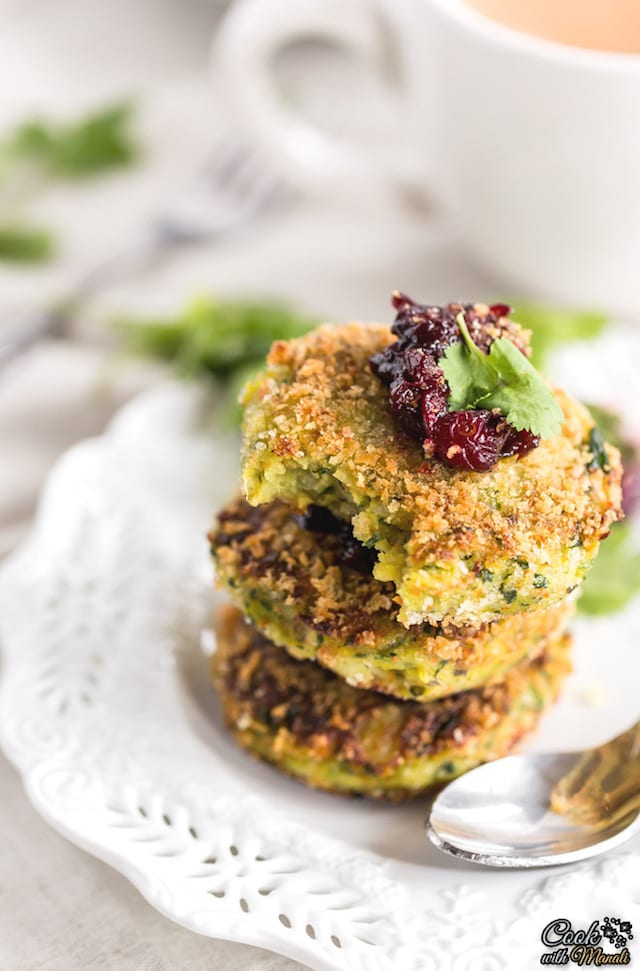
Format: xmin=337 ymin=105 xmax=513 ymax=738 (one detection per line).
xmin=114 ymin=295 xmax=317 ymax=424
xmin=440 ymin=313 xmax=564 ymax=438
xmin=0 ymin=224 xmax=55 ymax=263
xmin=114 ymin=296 xmax=315 ymax=378
xmin=578 ymin=404 xmax=640 ymax=615
xmin=0 ymin=101 xmax=139 ymax=265
xmin=3 ymin=101 xmax=137 ymax=180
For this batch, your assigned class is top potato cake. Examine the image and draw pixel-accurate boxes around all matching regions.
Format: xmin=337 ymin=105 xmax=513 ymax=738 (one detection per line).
xmin=241 ymin=322 xmax=622 ymax=627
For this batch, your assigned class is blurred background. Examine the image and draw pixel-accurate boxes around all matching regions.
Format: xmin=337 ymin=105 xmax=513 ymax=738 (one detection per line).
xmin=0 ymin=0 xmax=504 ymax=559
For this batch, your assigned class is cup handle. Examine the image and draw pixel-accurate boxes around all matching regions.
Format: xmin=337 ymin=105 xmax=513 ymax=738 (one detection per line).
xmin=211 ymin=0 xmax=418 ymax=197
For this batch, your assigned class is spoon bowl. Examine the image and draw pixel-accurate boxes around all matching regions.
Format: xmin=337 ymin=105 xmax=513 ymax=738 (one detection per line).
xmin=427 ymin=751 xmax=640 ymax=867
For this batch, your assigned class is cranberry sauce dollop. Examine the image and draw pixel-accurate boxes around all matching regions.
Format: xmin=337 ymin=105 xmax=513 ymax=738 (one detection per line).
xmin=369 ymin=294 xmax=540 ymax=473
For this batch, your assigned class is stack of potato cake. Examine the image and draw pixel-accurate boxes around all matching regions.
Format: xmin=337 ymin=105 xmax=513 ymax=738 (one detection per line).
xmin=209 ymin=315 xmax=622 ymax=801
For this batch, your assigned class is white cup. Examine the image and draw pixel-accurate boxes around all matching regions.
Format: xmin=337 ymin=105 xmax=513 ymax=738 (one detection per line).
xmin=212 ymin=0 xmax=640 ymax=316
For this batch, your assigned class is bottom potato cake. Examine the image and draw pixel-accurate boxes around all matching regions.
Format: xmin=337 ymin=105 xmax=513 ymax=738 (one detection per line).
xmin=210 ymin=497 xmax=574 ymax=702
xmin=212 ymin=605 xmax=572 ymax=801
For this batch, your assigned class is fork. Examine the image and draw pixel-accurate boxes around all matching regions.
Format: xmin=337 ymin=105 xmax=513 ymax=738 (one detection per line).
xmin=0 ymin=138 xmax=297 ymax=370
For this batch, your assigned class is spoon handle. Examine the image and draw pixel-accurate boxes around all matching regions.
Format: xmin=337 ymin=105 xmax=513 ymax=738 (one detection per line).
xmin=551 ymin=720 xmax=640 ymax=829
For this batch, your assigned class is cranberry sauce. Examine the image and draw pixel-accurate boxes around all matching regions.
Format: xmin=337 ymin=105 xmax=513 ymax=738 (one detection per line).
xmin=297 ymin=506 xmax=376 ymax=574
xmin=370 ymin=295 xmax=539 ymax=473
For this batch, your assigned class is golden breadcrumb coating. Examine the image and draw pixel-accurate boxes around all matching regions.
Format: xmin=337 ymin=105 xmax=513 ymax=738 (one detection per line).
xmin=212 ymin=605 xmax=572 ymax=801
xmin=210 ymin=496 xmax=574 ymax=700
xmin=241 ymin=323 xmax=622 ymax=627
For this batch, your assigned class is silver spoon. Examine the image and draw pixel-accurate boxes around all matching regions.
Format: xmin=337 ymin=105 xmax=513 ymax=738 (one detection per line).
xmin=426 ymin=720 xmax=640 ymax=867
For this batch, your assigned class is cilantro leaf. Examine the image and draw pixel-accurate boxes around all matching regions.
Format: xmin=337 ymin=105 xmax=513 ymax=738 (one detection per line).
xmin=115 ymin=296 xmax=316 ymax=379
xmin=441 ymin=320 xmax=496 ymax=410
xmin=440 ymin=314 xmax=564 ymax=438
xmin=478 ymin=337 xmax=565 ymax=435
xmin=440 ymin=343 xmax=483 ymax=410
xmin=586 ymin=403 xmax=637 ymax=471
xmin=587 ymin=426 xmax=611 ymax=472
xmin=4 ymin=101 xmax=137 ymax=180
xmin=0 ymin=224 xmax=55 ymax=263
xmin=114 ymin=295 xmax=317 ymax=425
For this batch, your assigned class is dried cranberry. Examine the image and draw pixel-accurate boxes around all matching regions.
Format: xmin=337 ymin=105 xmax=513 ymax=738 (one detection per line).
xmin=490 ymin=303 xmax=513 ymax=319
xmin=501 ymin=427 xmax=540 ymax=458
xmin=420 ymin=374 xmax=449 ymax=434
xmin=389 ymin=378 xmax=425 ymax=438
xmin=391 ymin=290 xmax=415 ymax=311
xmin=299 ymin=505 xmax=343 ymax=534
xmin=339 ymin=536 xmax=377 ymax=574
xmin=433 ymin=410 xmax=503 ymax=472
xmin=371 ymin=299 xmax=459 ymax=442
xmin=299 ymin=505 xmax=375 ymax=574
xmin=389 ymin=378 xmax=422 ymax=411
xmin=401 ymin=346 xmax=434 ymax=383
xmin=370 ymin=344 xmax=402 ymax=386
xmin=392 ymin=304 xmax=459 ymax=360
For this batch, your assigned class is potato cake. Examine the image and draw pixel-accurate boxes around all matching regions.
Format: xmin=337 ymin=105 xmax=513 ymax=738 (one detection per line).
xmin=241 ymin=323 xmax=622 ymax=627
xmin=210 ymin=496 xmax=574 ymax=701
xmin=212 ymin=605 xmax=572 ymax=801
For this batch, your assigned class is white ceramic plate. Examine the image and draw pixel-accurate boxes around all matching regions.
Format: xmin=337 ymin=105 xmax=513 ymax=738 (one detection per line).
xmin=2 ymin=327 xmax=640 ymax=971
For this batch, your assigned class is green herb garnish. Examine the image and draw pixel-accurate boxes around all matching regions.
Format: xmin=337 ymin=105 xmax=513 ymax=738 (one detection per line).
xmin=511 ymin=304 xmax=608 ymax=369
xmin=577 ymin=403 xmax=640 ymax=614
xmin=586 ymin=404 xmax=636 ymax=465
xmin=440 ymin=761 xmax=457 ymax=775
xmin=3 ymin=101 xmax=137 ymax=179
xmin=440 ymin=313 xmax=564 ymax=438
xmin=0 ymin=224 xmax=55 ymax=263
xmin=115 ymin=296 xmax=316 ymax=378
xmin=115 ymin=295 xmax=317 ymax=423
xmin=0 ymin=102 xmax=138 ymax=264
xmin=579 ymin=522 xmax=640 ymax=615
xmin=587 ymin=427 xmax=611 ymax=472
